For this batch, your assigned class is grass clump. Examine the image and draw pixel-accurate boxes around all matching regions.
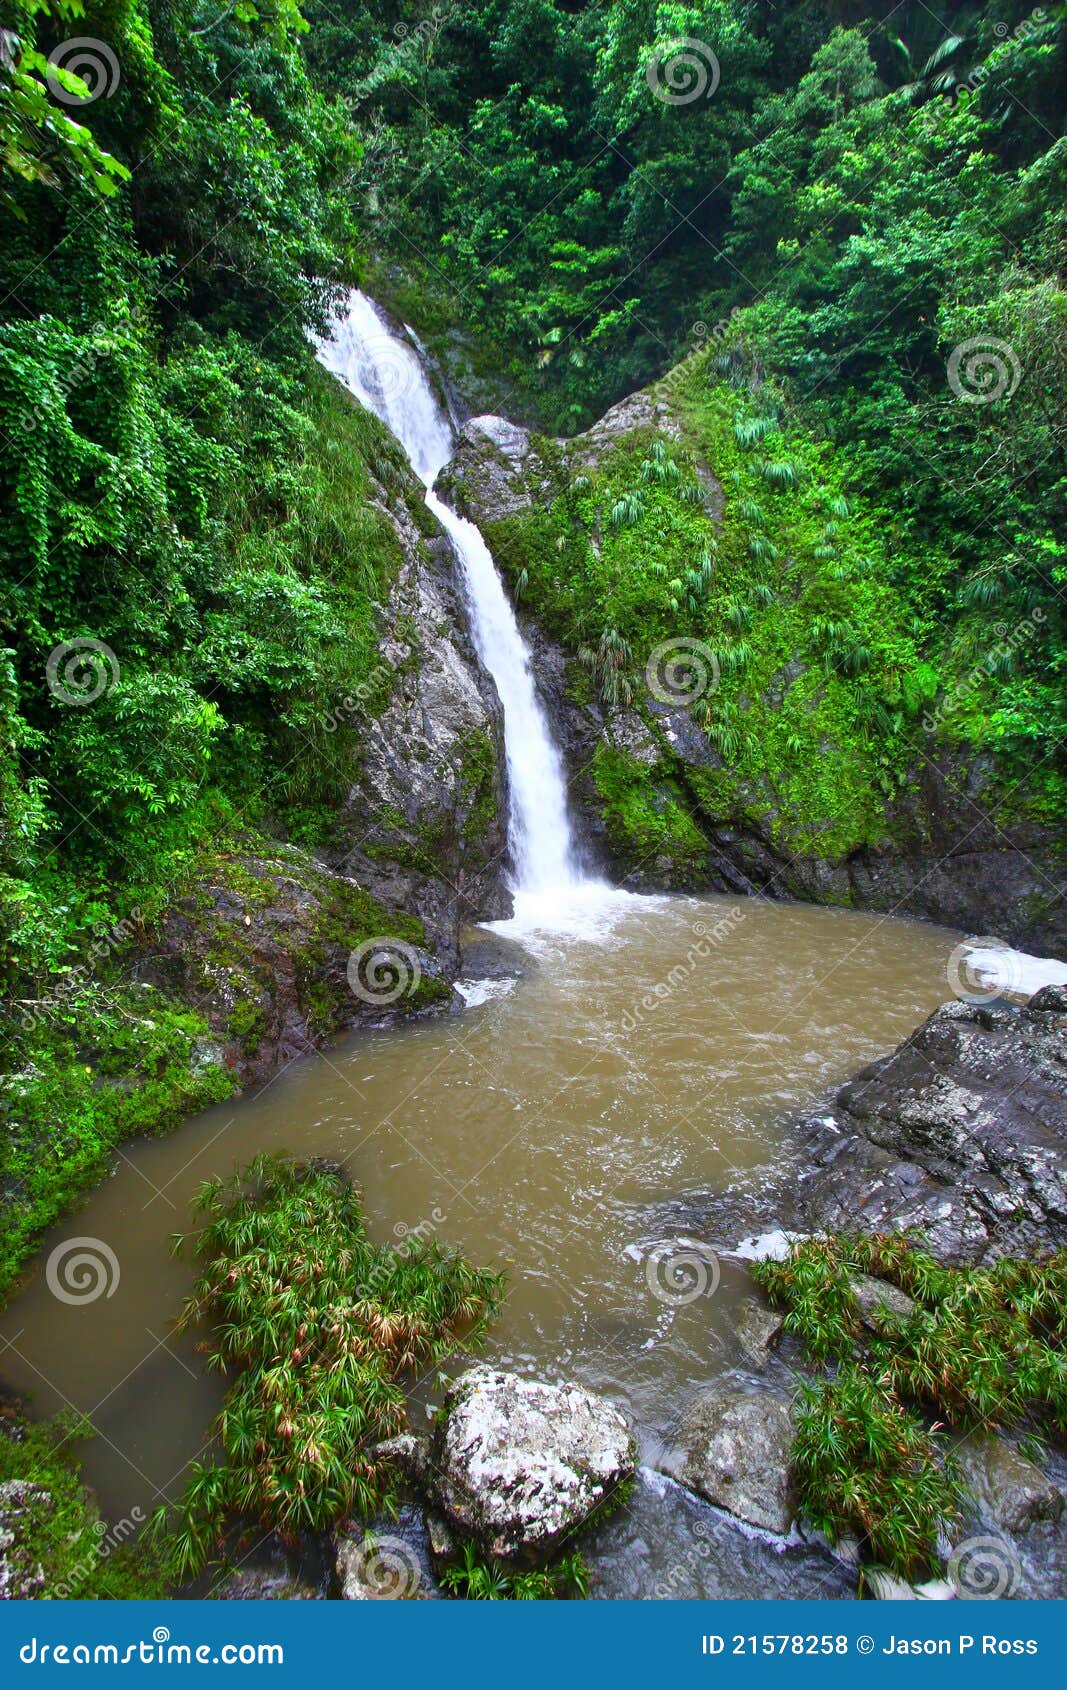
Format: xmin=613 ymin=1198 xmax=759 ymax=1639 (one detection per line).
xmin=753 ymin=1233 xmax=1067 ymax=1579
xmin=793 ymin=1366 xmax=961 ymax=1581
xmin=155 ymin=1155 xmax=503 ymax=1578
xmin=440 ymin=1541 xmax=590 ymax=1601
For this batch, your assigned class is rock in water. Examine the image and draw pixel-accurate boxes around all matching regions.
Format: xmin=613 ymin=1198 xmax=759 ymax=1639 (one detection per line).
xmin=803 ymin=986 xmax=1067 ymax=1262
xmin=430 ymin=1365 xmax=637 ymax=1563
xmin=955 ymin=1432 xmax=1065 ymax=1535
xmin=672 ymin=1382 xmax=797 ymax=1535
xmin=731 ymin=1297 xmax=785 ymax=1364
xmin=333 ymin=1532 xmax=426 ymax=1600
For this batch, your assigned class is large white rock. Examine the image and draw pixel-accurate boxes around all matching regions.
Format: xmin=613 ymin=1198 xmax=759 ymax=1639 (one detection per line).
xmin=430 ymin=1365 xmax=637 ymax=1563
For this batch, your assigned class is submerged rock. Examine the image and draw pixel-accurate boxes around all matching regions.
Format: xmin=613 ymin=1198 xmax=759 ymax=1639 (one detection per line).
xmin=429 ymin=1364 xmax=637 ymax=1563
xmin=955 ymin=1432 xmax=1065 ymax=1536
xmin=731 ymin=1297 xmax=785 ymax=1364
xmin=213 ymin=1567 xmax=321 ymax=1601
xmin=370 ymin=1432 xmax=430 ymax=1488
xmin=671 ymin=1382 xmax=797 ymax=1535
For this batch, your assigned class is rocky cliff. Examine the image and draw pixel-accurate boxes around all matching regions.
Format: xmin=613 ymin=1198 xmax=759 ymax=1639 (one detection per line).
xmin=139 ymin=428 xmax=512 ymax=1084
xmin=439 ymin=390 xmax=1064 ymax=952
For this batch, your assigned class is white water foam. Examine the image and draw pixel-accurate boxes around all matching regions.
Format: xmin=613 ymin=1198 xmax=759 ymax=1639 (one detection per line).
xmin=318 ymin=291 xmax=619 ymax=926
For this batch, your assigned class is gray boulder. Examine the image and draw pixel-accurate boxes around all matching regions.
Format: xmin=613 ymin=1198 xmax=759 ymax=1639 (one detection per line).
xmin=429 ymin=1364 xmax=637 ymax=1563
xmin=955 ymin=1431 xmax=1064 ymax=1535
xmin=802 ymin=987 xmax=1067 ymax=1262
xmin=731 ymin=1297 xmax=785 ymax=1364
xmin=849 ymin=1273 xmax=917 ymax=1333
xmin=672 ymin=1382 xmax=797 ymax=1535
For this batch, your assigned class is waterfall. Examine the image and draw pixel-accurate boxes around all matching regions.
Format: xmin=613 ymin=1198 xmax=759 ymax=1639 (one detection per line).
xmin=317 ymin=291 xmax=594 ymax=909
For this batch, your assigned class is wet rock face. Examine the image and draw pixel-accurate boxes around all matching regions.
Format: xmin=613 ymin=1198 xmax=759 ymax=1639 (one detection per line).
xmin=429 ymin=1364 xmax=637 ymax=1563
xmin=443 ymin=412 xmax=1064 ymax=953
xmin=330 ymin=506 xmax=511 ymax=969
xmin=214 ymin=1567 xmax=322 ymax=1600
xmin=955 ymin=1432 xmax=1065 ymax=1536
xmin=798 ymin=987 xmax=1067 ymax=1262
xmin=671 ymin=1381 xmax=797 ymax=1535
xmin=137 ymin=848 xmax=453 ymax=1087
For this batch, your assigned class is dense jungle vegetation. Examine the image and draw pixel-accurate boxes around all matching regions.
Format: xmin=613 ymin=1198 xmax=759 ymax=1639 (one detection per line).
xmin=0 ymin=2 xmax=1065 ymax=1274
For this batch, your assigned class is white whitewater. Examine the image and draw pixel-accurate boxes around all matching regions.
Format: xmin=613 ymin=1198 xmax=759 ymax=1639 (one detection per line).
xmin=318 ymin=291 xmax=624 ymax=934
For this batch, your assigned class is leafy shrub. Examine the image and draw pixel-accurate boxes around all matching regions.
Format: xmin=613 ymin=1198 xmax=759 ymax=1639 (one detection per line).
xmin=156 ymin=1155 xmax=503 ymax=1577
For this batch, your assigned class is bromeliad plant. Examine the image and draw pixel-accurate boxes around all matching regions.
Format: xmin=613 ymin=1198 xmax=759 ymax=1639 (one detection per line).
xmin=155 ymin=1155 xmax=503 ymax=1578
xmin=792 ymin=1365 xmax=962 ymax=1582
xmin=754 ymin=1233 xmax=1067 ymax=1579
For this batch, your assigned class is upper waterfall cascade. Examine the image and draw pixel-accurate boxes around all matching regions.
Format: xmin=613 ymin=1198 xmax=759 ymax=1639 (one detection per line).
xmin=318 ymin=290 xmax=598 ymax=911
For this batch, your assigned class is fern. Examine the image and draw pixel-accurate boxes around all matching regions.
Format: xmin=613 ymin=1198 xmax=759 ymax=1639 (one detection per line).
xmin=757 ymin=457 xmax=802 ymax=489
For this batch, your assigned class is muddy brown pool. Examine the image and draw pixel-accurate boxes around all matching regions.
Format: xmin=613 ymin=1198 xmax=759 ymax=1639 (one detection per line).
xmin=0 ymin=891 xmax=962 ymax=1596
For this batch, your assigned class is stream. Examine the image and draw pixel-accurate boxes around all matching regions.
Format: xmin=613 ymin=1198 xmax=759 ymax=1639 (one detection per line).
xmin=0 ymin=295 xmax=971 ymax=1598
xmin=0 ymin=893 xmax=960 ymax=1596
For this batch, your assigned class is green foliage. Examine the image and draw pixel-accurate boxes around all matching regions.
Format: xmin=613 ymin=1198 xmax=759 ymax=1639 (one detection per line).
xmin=155 ymin=1155 xmax=503 ymax=1578
xmin=0 ymin=3 xmax=131 ymax=208
xmin=440 ymin=1540 xmax=590 ymax=1600
xmin=793 ymin=1365 xmax=961 ymax=1582
xmin=592 ymin=743 xmax=708 ymax=877
xmin=0 ymin=1404 xmax=173 ymax=1597
xmin=0 ymin=977 xmax=236 ymax=1297
xmin=754 ymin=1233 xmax=1067 ymax=1577
xmin=336 ymin=0 xmax=1064 ymax=816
